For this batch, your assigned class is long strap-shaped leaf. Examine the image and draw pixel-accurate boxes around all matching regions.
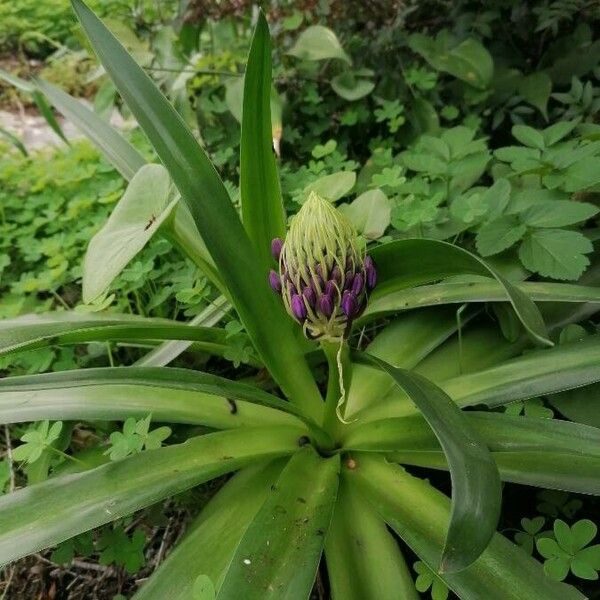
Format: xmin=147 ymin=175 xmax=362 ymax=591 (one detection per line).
xmin=240 ymin=11 xmax=286 ymax=268
xmin=34 ymin=79 xmax=223 ymax=289
xmin=363 ymin=279 xmax=600 ymax=320
xmin=347 ymin=307 xmax=469 ymax=416
xmin=0 ymin=367 xmax=306 ymax=429
xmin=368 ymin=238 xmax=551 ymax=346
xmin=0 ymin=426 xmax=304 ymax=566
xmin=216 ymin=447 xmax=340 ymax=599
xmin=357 ymin=353 xmax=501 ymax=573
xmin=345 ymin=455 xmax=585 ymax=600
xmin=70 ymin=0 xmax=323 ymax=418
xmin=0 ymin=312 xmax=248 ymax=360
xmin=343 ymin=412 xmax=600 ymax=457
xmin=134 ymin=461 xmax=286 ymax=600
xmin=355 ymin=333 xmax=600 ymax=423
xmin=36 ymin=78 xmax=145 ymax=180
xmin=444 ymin=333 xmax=600 ymax=408
xmin=325 ymin=479 xmax=418 ymax=600
xmin=390 ymin=451 xmax=600 ymax=496
xmin=134 ymin=296 xmax=231 ymax=366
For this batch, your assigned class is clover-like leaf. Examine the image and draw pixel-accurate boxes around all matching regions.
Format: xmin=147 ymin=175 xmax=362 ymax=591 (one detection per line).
xmin=98 ymin=526 xmax=147 ymax=573
xmin=12 ymin=421 xmax=63 ymax=465
xmin=537 ymin=519 xmax=600 ymax=581
xmin=413 ymin=561 xmax=449 ymax=600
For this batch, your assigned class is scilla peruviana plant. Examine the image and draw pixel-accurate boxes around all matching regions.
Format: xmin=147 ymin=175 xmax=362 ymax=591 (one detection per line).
xmin=0 ymin=2 xmax=600 ymax=599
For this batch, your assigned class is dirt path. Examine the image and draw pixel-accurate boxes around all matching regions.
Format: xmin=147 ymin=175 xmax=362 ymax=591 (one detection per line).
xmin=0 ymin=101 xmax=130 ymax=150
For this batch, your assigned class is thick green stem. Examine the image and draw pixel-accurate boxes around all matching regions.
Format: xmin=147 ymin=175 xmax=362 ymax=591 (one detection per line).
xmin=321 ymin=340 xmax=352 ymax=439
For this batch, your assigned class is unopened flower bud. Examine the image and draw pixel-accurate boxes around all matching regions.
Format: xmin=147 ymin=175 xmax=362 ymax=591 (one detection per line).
xmin=291 ymin=294 xmax=307 ymax=321
xmin=268 ymin=269 xmax=282 ymax=294
xmin=271 ymin=238 xmax=284 ymax=261
xmin=271 ymin=191 xmax=376 ymax=340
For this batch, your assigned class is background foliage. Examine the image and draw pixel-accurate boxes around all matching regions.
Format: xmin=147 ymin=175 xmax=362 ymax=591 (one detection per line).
xmin=0 ymin=0 xmax=599 ymax=598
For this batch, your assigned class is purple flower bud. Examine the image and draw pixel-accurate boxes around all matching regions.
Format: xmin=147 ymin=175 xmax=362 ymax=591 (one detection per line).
xmin=341 ymin=290 xmax=358 ymax=317
xmin=271 ymin=238 xmax=284 ymax=261
xmin=291 ymin=294 xmax=307 ymax=320
xmin=268 ymin=269 xmax=282 ymax=294
xmin=318 ymin=293 xmax=334 ymax=317
xmin=344 ymin=271 xmax=354 ymax=290
xmin=351 ymin=272 xmax=364 ymax=296
xmin=331 ymin=265 xmax=342 ymax=284
xmin=325 ymin=280 xmax=337 ymax=297
xmin=302 ymin=285 xmax=316 ymax=308
xmin=316 ymin=264 xmax=325 ymax=279
xmin=366 ymin=268 xmax=377 ymax=291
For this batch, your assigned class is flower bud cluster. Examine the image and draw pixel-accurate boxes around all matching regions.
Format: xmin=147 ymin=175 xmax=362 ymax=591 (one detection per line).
xmin=268 ymin=191 xmax=376 ymax=340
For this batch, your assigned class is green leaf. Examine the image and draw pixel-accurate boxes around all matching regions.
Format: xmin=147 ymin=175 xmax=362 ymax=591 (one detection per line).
xmin=345 ymin=455 xmax=585 ymax=599
xmin=70 ymin=0 xmax=322 ymax=418
xmin=347 ymin=308 xmax=460 ymax=417
xmin=98 ymin=526 xmax=146 ymax=573
xmin=105 ymin=415 xmax=171 ymax=460
xmin=134 ymin=296 xmax=231 ymax=367
xmin=32 ymin=90 xmax=68 ymax=144
xmin=519 ymin=229 xmax=593 ymax=280
xmin=390 ymin=450 xmax=600 ymax=496
xmin=356 ymin=354 xmax=501 ymax=573
xmin=193 ymin=575 xmax=216 ymax=600
xmin=303 ymin=171 xmax=356 ymax=202
xmin=363 ymin=279 xmax=600 ymax=320
xmin=0 ymin=367 xmax=308 ymax=429
xmin=338 ymin=189 xmax=391 ymax=239
xmin=441 ymin=334 xmax=600 ymax=409
xmin=408 ymin=34 xmax=493 ymax=89
xmin=520 ymin=201 xmax=598 ymax=228
xmin=0 ymin=426 xmax=302 ymax=566
xmin=368 ymin=239 xmax=551 ymax=346
xmin=12 ymin=421 xmax=63 ymax=464
xmin=331 ymin=72 xmax=375 ymax=101
xmin=512 ymin=125 xmax=545 ymax=150
xmin=543 ymin=120 xmax=580 ymax=147
xmin=36 ymin=78 xmax=145 ymax=181
xmin=288 ymin=25 xmax=351 ymax=64
xmin=476 ymin=216 xmax=527 ymax=256
xmin=325 ymin=480 xmax=418 ymax=600
xmin=0 ymin=312 xmax=239 ymax=360
xmin=564 ymin=157 xmax=600 ymax=192
xmin=344 ymin=411 xmax=600 ymax=460
xmin=519 ymin=72 xmax=552 ymax=119
xmin=240 ymin=12 xmax=286 ymax=269
xmin=216 ymin=448 xmax=340 ymax=599
xmin=83 ymin=164 xmax=177 ymax=303
xmin=133 ymin=462 xmax=285 ymax=600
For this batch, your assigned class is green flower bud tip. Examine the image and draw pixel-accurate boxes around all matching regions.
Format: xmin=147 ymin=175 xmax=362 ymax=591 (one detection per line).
xmin=267 ymin=191 xmax=377 ymax=341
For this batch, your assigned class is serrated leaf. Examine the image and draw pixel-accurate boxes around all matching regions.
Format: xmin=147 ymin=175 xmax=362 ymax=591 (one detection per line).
xmin=543 ymin=120 xmax=580 ymax=147
xmin=288 ymin=25 xmax=351 ymax=64
xmin=512 ymin=125 xmax=545 ymax=150
xmin=519 ymin=229 xmax=593 ymax=280
xmin=564 ymin=157 xmax=600 ymax=192
xmin=83 ymin=164 xmax=176 ymax=303
xmin=476 ymin=216 xmax=526 ymax=256
xmin=338 ymin=189 xmax=391 ymax=239
xmin=520 ymin=201 xmax=598 ymax=228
